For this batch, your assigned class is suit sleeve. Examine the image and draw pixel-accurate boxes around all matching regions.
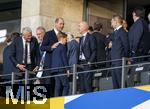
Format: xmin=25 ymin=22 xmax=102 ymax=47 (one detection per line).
xmin=62 ymin=46 xmax=68 ymax=67
xmin=129 ymin=21 xmax=143 ymax=56
xmin=34 ymin=38 xmax=41 ymax=66
xmin=89 ymin=36 xmax=96 ymax=62
xmin=9 ymin=38 xmax=19 ymax=67
xmin=40 ymin=32 xmax=53 ymax=52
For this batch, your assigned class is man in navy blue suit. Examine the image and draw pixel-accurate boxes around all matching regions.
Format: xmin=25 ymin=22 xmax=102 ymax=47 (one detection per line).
xmin=111 ymin=15 xmax=129 ymax=89
xmin=3 ymin=32 xmax=20 ymax=81
xmin=78 ymin=21 xmax=96 ymax=93
xmin=10 ymin=27 xmax=40 ymax=72
xmin=51 ymin=32 xmax=69 ymax=96
xmin=67 ymin=34 xmax=80 ymax=66
xmin=128 ymin=7 xmax=150 ymax=86
xmin=129 ymin=7 xmax=150 ymax=60
xmin=9 ymin=27 xmax=40 ymax=100
xmin=40 ymin=17 xmax=65 ymax=97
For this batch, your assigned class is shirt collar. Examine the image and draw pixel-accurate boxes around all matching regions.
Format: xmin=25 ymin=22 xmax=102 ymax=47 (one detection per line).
xmin=54 ymin=28 xmax=59 ymax=35
xmin=22 ymin=37 xmax=26 ymax=43
xmin=114 ymin=25 xmax=122 ymax=31
xmin=82 ymin=32 xmax=88 ymax=37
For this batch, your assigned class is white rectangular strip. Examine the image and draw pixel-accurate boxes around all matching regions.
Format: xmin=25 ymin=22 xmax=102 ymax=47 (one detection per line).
xmin=132 ymin=99 xmax=150 ymax=109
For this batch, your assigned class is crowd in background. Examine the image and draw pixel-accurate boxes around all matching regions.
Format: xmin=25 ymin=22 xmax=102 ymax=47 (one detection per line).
xmin=2 ymin=7 xmax=150 ymax=98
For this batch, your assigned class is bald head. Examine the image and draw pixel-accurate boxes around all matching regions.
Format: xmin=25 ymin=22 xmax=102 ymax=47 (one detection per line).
xmin=78 ymin=21 xmax=89 ymax=34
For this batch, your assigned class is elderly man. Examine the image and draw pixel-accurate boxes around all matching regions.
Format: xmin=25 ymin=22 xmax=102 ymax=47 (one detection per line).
xmin=9 ymin=27 xmax=40 ymax=100
xmin=78 ymin=21 xmax=96 ymax=93
xmin=10 ymin=27 xmax=40 ymax=72
xmin=36 ymin=26 xmax=46 ymax=57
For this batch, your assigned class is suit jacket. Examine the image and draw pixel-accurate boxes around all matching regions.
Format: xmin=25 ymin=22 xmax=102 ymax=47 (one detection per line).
xmin=67 ymin=40 xmax=79 ymax=66
xmin=51 ymin=43 xmax=68 ymax=72
xmin=80 ymin=33 xmax=96 ymax=63
xmin=129 ymin=18 xmax=150 ymax=56
xmin=111 ymin=27 xmax=129 ymax=62
xmin=40 ymin=29 xmax=58 ymax=68
xmin=3 ymin=44 xmax=18 ymax=80
xmin=10 ymin=36 xmax=40 ymax=69
xmin=92 ymin=32 xmax=106 ymax=62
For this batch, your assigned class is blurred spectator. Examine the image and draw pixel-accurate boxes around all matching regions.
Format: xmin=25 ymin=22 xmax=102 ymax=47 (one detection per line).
xmin=88 ymin=26 xmax=94 ymax=34
xmin=34 ymin=26 xmax=46 ymax=84
xmin=36 ymin=26 xmax=46 ymax=57
xmin=67 ymin=34 xmax=79 ymax=66
xmin=92 ymin=22 xmax=106 ymax=68
xmin=92 ymin=22 xmax=106 ymax=91
xmin=128 ymin=7 xmax=150 ymax=86
xmin=3 ymin=32 xmax=20 ymax=81
xmin=122 ymin=20 xmax=128 ymax=32
xmin=36 ymin=26 xmax=46 ymax=43
xmin=129 ymin=7 xmax=150 ymax=60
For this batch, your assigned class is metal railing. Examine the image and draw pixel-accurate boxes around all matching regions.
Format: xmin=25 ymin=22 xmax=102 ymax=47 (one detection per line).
xmin=0 ymin=55 xmax=150 ymax=96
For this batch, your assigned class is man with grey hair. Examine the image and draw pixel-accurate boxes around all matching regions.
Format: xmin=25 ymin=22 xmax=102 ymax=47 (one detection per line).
xmin=10 ymin=27 xmax=40 ymax=72
xmin=78 ymin=21 xmax=96 ymax=93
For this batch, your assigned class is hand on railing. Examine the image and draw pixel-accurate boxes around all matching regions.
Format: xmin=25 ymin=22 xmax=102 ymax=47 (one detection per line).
xmin=33 ymin=66 xmax=39 ymax=72
xmin=17 ymin=64 xmax=26 ymax=72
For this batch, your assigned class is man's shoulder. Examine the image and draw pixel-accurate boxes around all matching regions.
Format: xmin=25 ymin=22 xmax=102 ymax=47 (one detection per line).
xmin=45 ymin=29 xmax=55 ymax=34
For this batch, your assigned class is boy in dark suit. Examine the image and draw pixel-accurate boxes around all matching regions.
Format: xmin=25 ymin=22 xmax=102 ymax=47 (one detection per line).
xmin=51 ymin=32 xmax=69 ymax=97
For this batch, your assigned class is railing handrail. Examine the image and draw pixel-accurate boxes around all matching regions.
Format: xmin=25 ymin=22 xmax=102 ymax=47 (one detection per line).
xmin=1 ymin=55 xmax=150 ymax=78
xmin=0 ymin=60 xmax=150 ymax=85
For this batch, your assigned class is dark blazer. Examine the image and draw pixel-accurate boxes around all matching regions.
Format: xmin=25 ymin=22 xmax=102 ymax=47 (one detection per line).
xmin=10 ymin=36 xmax=40 ymax=68
xmin=40 ymin=29 xmax=58 ymax=68
xmin=51 ymin=43 xmax=68 ymax=72
xmin=67 ymin=40 xmax=79 ymax=66
xmin=80 ymin=33 xmax=96 ymax=63
xmin=92 ymin=32 xmax=106 ymax=62
xmin=111 ymin=27 xmax=129 ymax=62
xmin=129 ymin=18 xmax=150 ymax=56
xmin=3 ymin=44 xmax=18 ymax=80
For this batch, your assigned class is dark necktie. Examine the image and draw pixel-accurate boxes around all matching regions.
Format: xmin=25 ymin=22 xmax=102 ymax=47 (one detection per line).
xmin=24 ymin=41 xmax=28 ymax=65
xmin=81 ymin=36 xmax=85 ymax=48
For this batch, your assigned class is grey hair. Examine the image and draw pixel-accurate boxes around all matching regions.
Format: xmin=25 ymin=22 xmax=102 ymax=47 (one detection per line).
xmin=22 ymin=27 xmax=32 ymax=34
xmin=67 ymin=33 xmax=74 ymax=41
xmin=36 ymin=26 xmax=46 ymax=32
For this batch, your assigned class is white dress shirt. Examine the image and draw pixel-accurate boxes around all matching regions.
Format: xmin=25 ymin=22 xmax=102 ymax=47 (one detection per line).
xmin=22 ymin=37 xmax=31 ymax=64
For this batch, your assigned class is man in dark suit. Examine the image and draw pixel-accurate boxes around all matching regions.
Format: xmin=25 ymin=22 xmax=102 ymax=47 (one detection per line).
xmin=51 ymin=32 xmax=69 ymax=96
xmin=92 ymin=22 xmax=106 ymax=69
xmin=92 ymin=22 xmax=106 ymax=90
xmin=128 ymin=7 xmax=150 ymax=86
xmin=9 ymin=27 xmax=40 ymax=100
xmin=36 ymin=26 xmax=46 ymax=58
xmin=10 ymin=27 xmax=40 ymax=72
xmin=129 ymin=7 xmax=150 ymax=60
xmin=40 ymin=17 xmax=64 ymax=97
xmin=78 ymin=21 xmax=96 ymax=93
xmin=3 ymin=32 xmax=20 ymax=81
xmin=111 ymin=15 xmax=129 ymax=89
xmin=67 ymin=34 xmax=80 ymax=66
